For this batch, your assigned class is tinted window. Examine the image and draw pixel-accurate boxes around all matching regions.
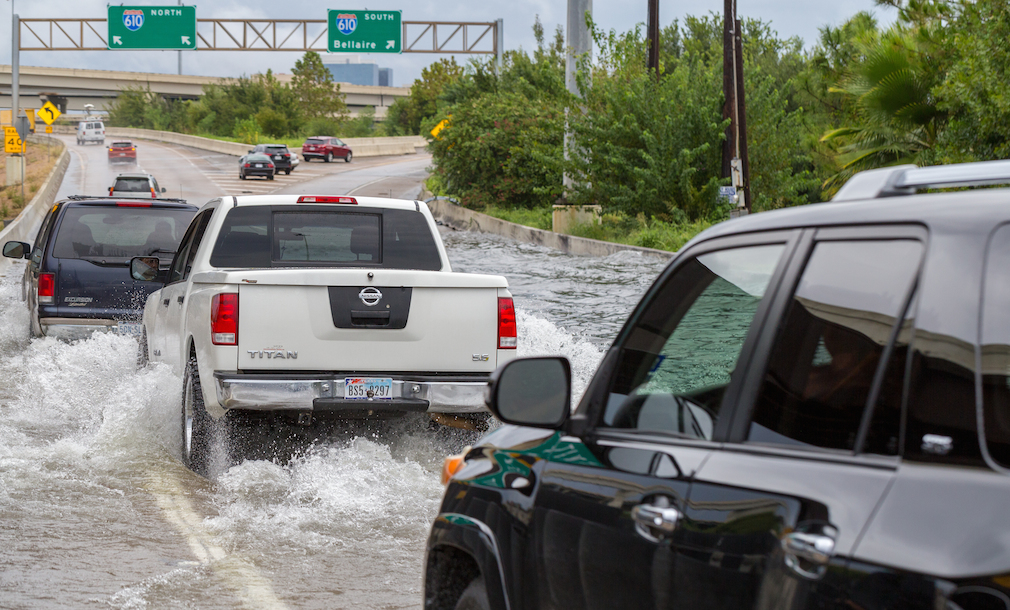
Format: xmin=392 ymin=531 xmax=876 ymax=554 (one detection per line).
xmin=52 ymin=207 xmax=195 ymax=259
xmin=981 ymin=225 xmax=1010 ymax=470
xmin=601 ymin=244 xmax=785 ymax=438
xmin=305 ymin=139 xmax=324 ymax=145
xmin=264 ymin=146 xmax=287 ymax=153
xmin=245 ymin=155 xmax=271 ymax=163
xmin=111 ymin=141 xmax=132 ymax=148
xmin=113 ymin=177 xmax=150 ymax=192
xmin=209 ymin=206 xmax=442 ymax=270
xmin=168 ymin=210 xmax=212 ymax=284
xmin=748 ymin=240 xmax=922 ymax=453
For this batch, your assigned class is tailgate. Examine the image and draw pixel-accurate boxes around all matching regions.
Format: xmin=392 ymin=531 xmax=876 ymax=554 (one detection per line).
xmin=234 ymin=272 xmax=504 ymax=373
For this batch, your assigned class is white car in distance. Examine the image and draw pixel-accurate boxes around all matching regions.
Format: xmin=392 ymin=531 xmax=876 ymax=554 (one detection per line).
xmin=131 ymin=194 xmax=517 ymax=475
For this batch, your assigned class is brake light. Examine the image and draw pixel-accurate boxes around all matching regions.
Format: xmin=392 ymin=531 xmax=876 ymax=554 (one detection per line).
xmin=244 ymin=163 xmax=251 ymax=168
xmin=38 ymin=273 xmax=55 ymax=304
xmin=131 ymin=147 xmax=135 ymax=151
xmin=109 ymin=187 xmax=114 ymax=195
xmin=297 ymin=196 xmax=357 ymax=204
xmin=211 ymin=293 xmax=238 ymax=345
xmin=498 ymin=297 xmax=517 ymax=349
xmin=150 ymin=188 xmax=156 ymax=198
xmin=267 ymin=164 xmax=275 ymax=168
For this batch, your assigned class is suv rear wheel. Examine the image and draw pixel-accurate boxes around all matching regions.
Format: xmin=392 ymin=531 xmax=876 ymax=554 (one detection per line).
xmin=182 ymin=354 xmax=213 ymax=476
xmin=325 ymin=152 xmax=333 ymax=163
xmin=454 ymin=577 xmax=490 ymax=610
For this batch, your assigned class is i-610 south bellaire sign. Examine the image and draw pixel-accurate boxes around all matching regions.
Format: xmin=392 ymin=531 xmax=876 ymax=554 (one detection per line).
xmin=327 ymin=10 xmax=402 ymax=54
xmin=107 ymin=5 xmax=197 ymax=50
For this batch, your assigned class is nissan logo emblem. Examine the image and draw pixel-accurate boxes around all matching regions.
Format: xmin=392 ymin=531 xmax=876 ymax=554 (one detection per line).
xmin=359 ymin=287 xmax=382 ymax=306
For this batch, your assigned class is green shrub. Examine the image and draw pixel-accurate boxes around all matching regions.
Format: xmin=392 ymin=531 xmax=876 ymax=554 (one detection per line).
xmin=301 ymin=117 xmax=343 ymax=138
xmin=233 ymin=118 xmax=261 ymax=145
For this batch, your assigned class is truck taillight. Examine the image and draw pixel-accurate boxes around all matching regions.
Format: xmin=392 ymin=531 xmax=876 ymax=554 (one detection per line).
xmin=211 ymin=293 xmax=238 ymax=345
xmin=38 ymin=273 xmax=55 ymax=304
xmin=150 ymin=188 xmax=156 ymax=198
xmin=498 ymin=297 xmax=517 ymax=349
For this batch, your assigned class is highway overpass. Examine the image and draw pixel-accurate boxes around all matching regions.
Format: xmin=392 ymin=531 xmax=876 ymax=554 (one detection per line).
xmin=0 ymin=65 xmax=409 ymax=118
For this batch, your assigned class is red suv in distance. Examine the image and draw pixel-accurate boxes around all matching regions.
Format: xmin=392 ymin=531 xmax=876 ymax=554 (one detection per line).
xmin=107 ymin=141 xmax=136 ymax=164
xmin=301 ymin=136 xmax=352 ymax=163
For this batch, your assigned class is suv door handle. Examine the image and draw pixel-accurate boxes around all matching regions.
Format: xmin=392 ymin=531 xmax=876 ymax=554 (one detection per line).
xmin=781 ymin=525 xmax=838 ymax=580
xmin=162 ymin=298 xmax=170 ymax=307
xmin=632 ymin=500 xmax=681 ymax=542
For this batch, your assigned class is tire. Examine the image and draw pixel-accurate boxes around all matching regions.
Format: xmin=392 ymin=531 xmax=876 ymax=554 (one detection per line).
xmin=239 ymin=173 xmax=245 ymax=180
xmin=268 ymin=174 xmax=274 ymax=180
xmin=182 ymin=354 xmax=213 ymax=476
xmin=285 ymin=169 xmax=291 ymax=175
xmin=325 ymin=152 xmax=333 ymax=163
xmin=454 ymin=577 xmax=491 ymax=610
xmin=345 ymin=152 xmax=352 ymax=163
xmin=137 ymin=328 xmax=149 ymax=368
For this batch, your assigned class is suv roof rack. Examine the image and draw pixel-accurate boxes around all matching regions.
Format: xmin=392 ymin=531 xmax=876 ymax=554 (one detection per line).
xmin=65 ymin=195 xmax=189 ymax=204
xmin=832 ymin=159 xmax=1010 ymax=202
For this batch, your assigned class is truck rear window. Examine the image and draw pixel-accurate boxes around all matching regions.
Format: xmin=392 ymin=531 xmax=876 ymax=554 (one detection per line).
xmin=52 ymin=207 xmax=195 ymax=259
xmin=209 ymin=205 xmax=442 ymax=270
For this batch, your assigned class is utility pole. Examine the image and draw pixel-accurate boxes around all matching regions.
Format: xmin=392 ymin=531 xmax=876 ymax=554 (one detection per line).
xmin=12 ymin=12 xmax=19 ymax=128
xmin=495 ymin=18 xmax=503 ymax=72
xmin=177 ymin=0 xmax=183 ymax=74
xmin=646 ymin=0 xmax=659 ymax=79
xmin=562 ymin=0 xmax=592 ymax=199
xmin=721 ymin=0 xmax=750 ymax=214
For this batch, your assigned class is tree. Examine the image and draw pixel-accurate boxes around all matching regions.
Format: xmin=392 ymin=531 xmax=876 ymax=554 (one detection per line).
xmin=291 ymin=51 xmax=348 ymax=121
xmin=389 ymin=58 xmax=464 ymax=135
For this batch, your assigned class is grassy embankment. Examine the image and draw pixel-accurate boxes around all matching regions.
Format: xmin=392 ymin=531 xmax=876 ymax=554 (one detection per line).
xmin=426 ymin=178 xmax=712 ymax=254
xmin=0 ymin=139 xmax=64 ymax=227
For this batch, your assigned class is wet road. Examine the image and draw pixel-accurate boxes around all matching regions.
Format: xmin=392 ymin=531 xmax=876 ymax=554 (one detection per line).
xmin=0 ymin=137 xmax=670 ymax=608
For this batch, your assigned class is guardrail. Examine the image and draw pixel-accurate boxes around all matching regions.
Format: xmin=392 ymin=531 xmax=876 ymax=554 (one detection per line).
xmin=50 ymin=125 xmax=427 ymax=158
xmin=0 ymin=136 xmax=70 ymax=274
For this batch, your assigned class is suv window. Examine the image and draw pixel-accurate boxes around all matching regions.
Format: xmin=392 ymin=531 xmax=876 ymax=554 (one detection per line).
xmin=600 ymin=243 xmax=786 ymax=438
xmin=52 ymin=206 xmax=194 ymax=259
xmin=980 ymin=224 xmax=1010 ymax=470
xmin=747 ymin=240 xmax=922 ymax=453
xmin=264 ymin=146 xmax=288 ymax=153
xmin=113 ymin=177 xmax=150 ymax=192
xmin=305 ymin=139 xmax=324 ymax=145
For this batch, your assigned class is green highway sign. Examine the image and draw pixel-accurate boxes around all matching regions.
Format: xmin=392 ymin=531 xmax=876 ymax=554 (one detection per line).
xmin=328 ymin=10 xmax=402 ymax=54
xmin=108 ymin=6 xmax=197 ymax=50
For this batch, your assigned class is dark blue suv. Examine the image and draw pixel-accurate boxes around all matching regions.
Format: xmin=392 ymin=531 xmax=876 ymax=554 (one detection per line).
xmin=3 ymin=196 xmax=197 ymax=339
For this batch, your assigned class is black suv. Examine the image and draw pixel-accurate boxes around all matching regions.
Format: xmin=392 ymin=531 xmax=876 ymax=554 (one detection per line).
xmin=3 ymin=196 xmax=197 ymax=339
xmin=425 ymin=161 xmax=1010 ymax=610
xmin=249 ymin=144 xmax=294 ymax=174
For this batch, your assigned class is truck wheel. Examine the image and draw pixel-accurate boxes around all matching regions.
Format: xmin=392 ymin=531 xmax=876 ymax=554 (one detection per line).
xmin=325 ymin=152 xmax=333 ymax=163
xmin=268 ymin=174 xmax=275 ymax=180
xmin=345 ymin=152 xmax=352 ymax=163
xmin=285 ymin=169 xmax=291 ymax=175
xmin=454 ymin=577 xmax=491 ymax=610
xmin=182 ymin=355 xmax=213 ymax=476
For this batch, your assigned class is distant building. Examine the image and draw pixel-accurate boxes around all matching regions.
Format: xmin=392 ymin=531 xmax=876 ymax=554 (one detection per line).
xmin=323 ymin=54 xmax=393 ymax=87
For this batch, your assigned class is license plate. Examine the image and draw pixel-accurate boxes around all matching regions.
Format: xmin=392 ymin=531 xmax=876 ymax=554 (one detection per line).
xmin=345 ymin=377 xmax=392 ymax=400
xmin=118 ymin=153 xmax=126 ymax=156
xmin=274 ymin=155 xmax=283 ymax=160
xmin=255 ymin=163 xmax=263 ymax=168
xmin=117 ymin=321 xmax=142 ymax=336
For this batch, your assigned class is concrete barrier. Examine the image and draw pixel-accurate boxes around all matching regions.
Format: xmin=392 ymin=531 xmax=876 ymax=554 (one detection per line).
xmin=0 ymin=136 xmax=70 ymax=274
xmin=426 ymin=198 xmax=673 ymax=260
xmin=51 ymin=125 xmax=427 ymax=158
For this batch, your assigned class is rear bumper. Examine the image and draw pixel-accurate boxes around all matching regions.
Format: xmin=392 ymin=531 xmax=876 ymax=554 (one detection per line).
xmin=40 ymin=317 xmax=139 ymax=341
xmin=214 ymin=372 xmax=489 ymax=414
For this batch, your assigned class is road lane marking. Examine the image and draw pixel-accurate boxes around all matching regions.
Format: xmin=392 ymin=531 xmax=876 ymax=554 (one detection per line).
xmin=145 ymin=470 xmax=289 ymax=610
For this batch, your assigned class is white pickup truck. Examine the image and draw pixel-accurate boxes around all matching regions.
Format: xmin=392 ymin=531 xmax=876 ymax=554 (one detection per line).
xmin=131 ymin=194 xmax=517 ymax=474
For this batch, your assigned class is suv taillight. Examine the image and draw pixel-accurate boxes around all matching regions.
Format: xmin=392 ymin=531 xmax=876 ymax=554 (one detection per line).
xmin=498 ymin=297 xmax=517 ymax=349
xmin=211 ymin=293 xmax=238 ymax=345
xmin=38 ymin=273 xmax=55 ymax=304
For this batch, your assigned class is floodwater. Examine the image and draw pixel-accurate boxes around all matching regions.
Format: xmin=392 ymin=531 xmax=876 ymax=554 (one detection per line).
xmin=0 ymin=162 xmax=670 ymax=609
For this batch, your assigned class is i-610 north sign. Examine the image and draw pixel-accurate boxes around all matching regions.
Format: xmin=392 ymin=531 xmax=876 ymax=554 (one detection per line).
xmin=328 ymin=10 xmax=402 ymax=54
xmin=108 ymin=6 xmax=197 ymax=50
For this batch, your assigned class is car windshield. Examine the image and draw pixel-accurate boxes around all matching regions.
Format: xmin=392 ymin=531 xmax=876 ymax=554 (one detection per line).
xmin=112 ymin=177 xmax=151 ymax=192
xmin=52 ymin=206 xmax=195 ymax=259
xmin=246 ymin=155 xmax=272 ymax=162
xmin=304 ymin=139 xmax=324 ymax=145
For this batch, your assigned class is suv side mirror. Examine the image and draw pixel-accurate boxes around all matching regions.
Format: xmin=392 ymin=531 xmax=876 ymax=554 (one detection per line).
xmin=3 ymin=241 xmax=31 ymax=259
xmin=486 ymin=356 xmax=571 ymax=429
xmin=130 ymin=256 xmax=161 ymax=281
xmin=248 ymin=149 xmax=255 ymax=153
xmin=160 ymin=187 xmax=167 ymax=193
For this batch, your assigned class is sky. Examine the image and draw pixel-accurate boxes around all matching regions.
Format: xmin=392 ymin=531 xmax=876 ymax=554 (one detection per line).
xmin=1 ymin=0 xmax=895 ymax=87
